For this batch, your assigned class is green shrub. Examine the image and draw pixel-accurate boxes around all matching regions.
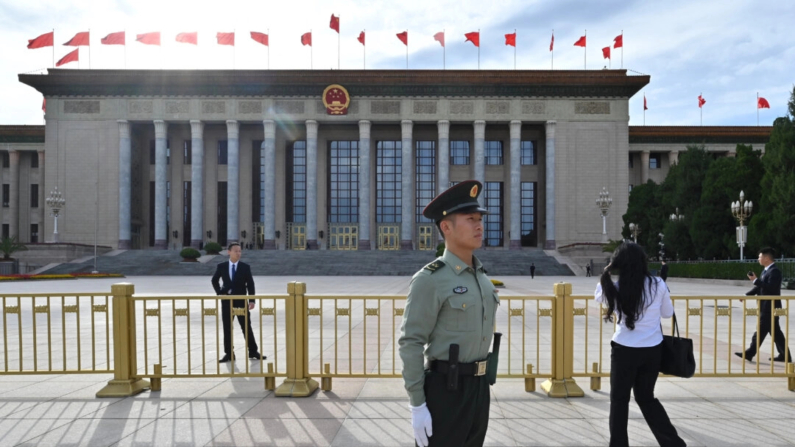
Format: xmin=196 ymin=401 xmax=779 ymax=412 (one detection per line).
xmin=435 ymin=242 xmax=445 ymax=257
xmin=491 ymin=279 xmax=504 ymax=287
xmin=180 ymin=247 xmax=201 ymax=259
xmin=649 ymin=262 xmax=763 ymax=280
xmin=204 ymin=242 xmax=222 ymax=255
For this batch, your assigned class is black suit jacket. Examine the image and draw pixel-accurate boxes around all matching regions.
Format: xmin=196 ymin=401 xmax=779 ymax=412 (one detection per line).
xmin=660 ymin=264 xmax=669 ymax=281
xmin=746 ymin=263 xmax=782 ymax=316
xmin=212 ymin=261 xmax=255 ymax=303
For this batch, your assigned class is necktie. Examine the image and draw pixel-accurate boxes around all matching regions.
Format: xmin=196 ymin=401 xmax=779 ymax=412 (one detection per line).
xmin=231 ymin=264 xmax=236 ymax=282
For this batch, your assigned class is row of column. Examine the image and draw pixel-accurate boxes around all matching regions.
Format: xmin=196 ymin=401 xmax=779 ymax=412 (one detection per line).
xmin=116 ymin=119 xmax=559 ymax=250
xmin=0 ymin=150 xmax=45 ymax=241
xmin=638 ymin=150 xmax=679 ymax=184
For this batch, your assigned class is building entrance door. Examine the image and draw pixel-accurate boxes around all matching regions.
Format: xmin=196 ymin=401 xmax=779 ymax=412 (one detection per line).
xmin=377 ymin=225 xmax=400 ymax=250
xmin=328 ymin=224 xmax=358 ymax=250
xmin=417 ymin=224 xmax=436 ymax=251
xmin=287 ymin=223 xmax=306 ymax=250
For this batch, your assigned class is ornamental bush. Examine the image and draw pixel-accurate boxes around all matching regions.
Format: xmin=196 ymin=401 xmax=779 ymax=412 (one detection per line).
xmin=649 ymin=262 xmax=763 ymax=280
xmin=204 ymin=242 xmax=222 ymax=255
xmin=180 ymin=247 xmax=201 ymax=260
xmin=435 ymin=243 xmax=445 ymax=257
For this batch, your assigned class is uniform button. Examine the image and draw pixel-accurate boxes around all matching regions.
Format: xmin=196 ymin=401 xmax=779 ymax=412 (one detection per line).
xmin=462 ymin=304 xmax=466 ymax=308
xmin=483 ymin=316 xmax=487 ymax=321
xmin=483 ymin=337 xmax=487 ymax=341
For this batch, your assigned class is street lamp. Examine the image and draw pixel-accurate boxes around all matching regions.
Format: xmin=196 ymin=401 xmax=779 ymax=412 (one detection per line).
xmin=670 ymin=207 xmax=685 ymax=222
xmin=46 ymin=187 xmax=65 ymax=243
xmin=629 ymin=223 xmax=641 ymax=243
xmin=731 ymin=190 xmax=753 ymax=260
xmin=658 ymin=233 xmax=665 ymax=261
xmin=596 ymin=187 xmax=612 ymax=243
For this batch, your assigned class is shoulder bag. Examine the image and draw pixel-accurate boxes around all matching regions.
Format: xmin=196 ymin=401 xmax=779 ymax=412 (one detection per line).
xmin=660 ymin=313 xmax=696 ymax=378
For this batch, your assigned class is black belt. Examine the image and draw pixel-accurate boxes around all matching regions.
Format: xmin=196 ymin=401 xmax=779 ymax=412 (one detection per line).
xmin=429 ymin=359 xmax=488 ymax=377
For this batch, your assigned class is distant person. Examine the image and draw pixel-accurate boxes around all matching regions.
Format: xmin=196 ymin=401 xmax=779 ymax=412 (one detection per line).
xmin=660 ymin=260 xmax=669 ymax=282
xmin=211 ymin=242 xmax=264 ymax=363
xmin=586 ymin=264 xmax=592 ymax=277
xmin=530 ymin=263 xmax=536 ymax=279
xmin=736 ymin=247 xmax=791 ymax=363
xmin=595 ymin=242 xmax=686 ymax=447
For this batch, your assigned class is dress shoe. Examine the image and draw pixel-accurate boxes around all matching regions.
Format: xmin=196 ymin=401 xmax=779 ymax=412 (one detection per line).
xmin=249 ymin=351 xmax=266 ymax=360
xmin=734 ymin=352 xmax=754 ymax=362
xmin=219 ymin=353 xmax=235 ymax=363
xmin=770 ymin=355 xmax=788 ymax=362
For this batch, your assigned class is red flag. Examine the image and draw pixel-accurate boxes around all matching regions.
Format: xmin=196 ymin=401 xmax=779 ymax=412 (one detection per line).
xmin=27 ymin=31 xmax=54 ymax=49
xmin=698 ymin=95 xmax=706 ymax=108
xmin=758 ymin=97 xmax=770 ymax=109
xmin=644 ymin=95 xmax=648 ymax=110
xmin=64 ymin=31 xmax=89 ymax=47
xmin=397 ymin=31 xmax=408 ymax=46
xmin=217 ymin=32 xmax=234 ymax=46
xmin=602 ymin=46 xmax=611 ymax=59
xmin=301 ymin=32 xmax=312 ymax=46
xmin=573 ymin=35 xmax=586 ymax=47
xmin=101 ymin=31 xmax=125 ymax=45
xmin=330 ymin=14 xmax=340 ymax=33
xmin=465 ymin=31 xmax=480 ymax=47
xmin=42 ymin=98 xmax=46 ymax=113
xmin=56 ymin=48 xmax=79 ymax=67
xmin=357 ymin=31 xmax=365 ymax=45
xmin=250 ymin=32 xmax=268 ymax=46
xmin=613 ymin=34 xmax=623 ymax=49
xmin=505 ymin=32 xmax=516 ymax=47
xmin=434 ymin=31 xmax=445 ymax=47
xmin=176 ymin=32 xmax=197 ymax=45
xmin=550 ymin=32 xmax=554 ymax=51
xmin=136 ymin=32 xmax=161 ymax=46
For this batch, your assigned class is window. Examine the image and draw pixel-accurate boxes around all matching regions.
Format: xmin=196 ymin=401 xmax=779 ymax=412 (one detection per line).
xmin=30 ymin=224 xmax=38 ymax=243
xmin=521 ymin=141 xmax=537 ymax=165
xmin=2 ymin=224 xmax=8 ymax=239
xmin=328 ymin=141 xmax=359 ymax=223
xmin=376 ymin=141 xmax=402 ymax=223
xmin=485 ymin=141 xmax=503 ymax=165
xmin=483 ymin=182 xmax=504 ymax=247
xmin=31 ymin=153 xmax=39 ymax=168
xmin=649 ymin=154 xmax=662 ymax=169
xmin=183 ymin=181 xmax=191 ymax=246
xmin=520 ymin=182 xmax=537 ymax=247
xmin=217 ymin=182 xmax=227 ymax=246
xmin=149 ymin=140 xmax=170 ymax=164
xmin=218 ymin=140 xmax=228 ymax=165
xmin=628 ymin=153 xmax=634 ymax=168
xmin=450 ymin=141 xmax=470 ymax=165
xmin=30 ymin=184 xmax=39 ymax=208
xmin=286 ymin=141 xmax=307 ymax=223
xmin=183 ymin=141 xmax=192 ymax=165
xmin=253 ymin=140 xmax=264 ymax=224
xmin=2 ymin=184 xmax=8 ymax=207
xmin=1 ymin=152 xmax=8 ymax=168
xmin=415 ymin=141 xmax=436 ymax=223
xmin=629 ymin=184 xmax=634 ymax=193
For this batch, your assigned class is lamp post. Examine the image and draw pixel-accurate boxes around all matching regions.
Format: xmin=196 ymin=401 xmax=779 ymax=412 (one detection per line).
xmin=731 ymin=190 xmax=753 ymax=260
xmin=46 ymin=187 xmax=65 ymax=243
xmin=670 ymin=207 xmax=685 ymax=222
xmin=658 ymin=233 xmax=665 ymax=261
xmin=596 ymin=187 xmax=612 ymax=243
xmin=629 ymin=223 xmax=641 ymax=243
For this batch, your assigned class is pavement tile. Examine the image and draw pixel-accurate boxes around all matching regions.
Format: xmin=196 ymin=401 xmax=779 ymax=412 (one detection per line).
xmin=114 ymin=418 xmax=234 ymax=446
xmin=165 ymin=397 xmax=262 ymax=419
xmin=14 ymin=418 xmax=154 ymax=446
xmin=585 ymin=418 xmax=706 ymax=447
xmin=244 ymin=380 xmax=365 ymax=419
xmin=509 ymin=418 xmax=607 ymax=446
xmin=208 ymin=418 xmax=343 ymax=446
xmin=330 ymin=418 xmax=413 ymax=446
xmin=675 ymin=418 xmax=794 ymax=446
xmin=0 ymin=418 xmax=76 ymax=446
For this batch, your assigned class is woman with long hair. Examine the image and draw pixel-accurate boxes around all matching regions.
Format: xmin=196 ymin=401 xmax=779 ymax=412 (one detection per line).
xmin=595 ymin=242 xmax=686 ymax=447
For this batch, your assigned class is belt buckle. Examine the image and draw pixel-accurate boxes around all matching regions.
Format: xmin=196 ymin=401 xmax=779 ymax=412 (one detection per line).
xmin=475 ymin=360 xmax=487 ymax=376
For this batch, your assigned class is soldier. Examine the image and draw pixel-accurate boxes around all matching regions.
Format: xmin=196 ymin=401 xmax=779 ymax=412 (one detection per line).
xmin=399 ymin=180 xmax=500 ymax=447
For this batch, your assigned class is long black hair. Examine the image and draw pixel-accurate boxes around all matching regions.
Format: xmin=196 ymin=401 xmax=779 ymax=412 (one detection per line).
xmin=600 ymin=242 xmax=657 ymax=330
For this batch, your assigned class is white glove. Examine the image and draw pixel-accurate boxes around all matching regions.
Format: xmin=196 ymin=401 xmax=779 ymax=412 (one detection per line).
xmin=410 ymin=402 xmax=433 ymax=446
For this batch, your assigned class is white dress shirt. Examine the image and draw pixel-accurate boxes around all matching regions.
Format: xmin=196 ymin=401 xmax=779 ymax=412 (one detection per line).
xmin=595 ymin=276 xmax=674 ymax=347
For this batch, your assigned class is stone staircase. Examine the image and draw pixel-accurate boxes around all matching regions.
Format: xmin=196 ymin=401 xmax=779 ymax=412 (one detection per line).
xmin=42 ymin=248 xmax=574 ymax=277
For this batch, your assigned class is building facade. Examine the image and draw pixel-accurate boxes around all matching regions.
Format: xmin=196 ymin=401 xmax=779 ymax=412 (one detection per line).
xmin=6 ymin=69 xmax=769 ymax=251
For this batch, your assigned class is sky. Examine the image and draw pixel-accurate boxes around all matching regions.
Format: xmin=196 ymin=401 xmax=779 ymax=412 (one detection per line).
xmin=1 ymin=0 xmax=793 ymax=126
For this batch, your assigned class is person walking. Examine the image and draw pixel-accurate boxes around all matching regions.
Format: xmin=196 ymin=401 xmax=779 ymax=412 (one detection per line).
xmin=211 ymin=242 xmax=264 ymax=363
xmin=399 ymin=180 xmax=499 ymax=447
xmin=660 ymin=260 xmax=669 ymax=282
xmin=530 ymin=263 xmax=536 ymax=279
xmin=595 ymin=242 xmax=686 ymax=447
xmin=586 ymin=264 xmax=592 ymax=277
xmin=736 ymin=247 xmax=791 ymax=362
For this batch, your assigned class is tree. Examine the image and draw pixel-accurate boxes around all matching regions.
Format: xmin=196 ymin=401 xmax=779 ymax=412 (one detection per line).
xmin=623 ymin=180 xmax=664 ymax=254
xmin=0 ymin=237 xmax=28 ymax=260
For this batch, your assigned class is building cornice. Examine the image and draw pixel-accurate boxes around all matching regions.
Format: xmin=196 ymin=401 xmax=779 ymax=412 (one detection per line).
xmin=0 ymin=125 xmax=45 ymax=143
xmin=629 ymin=126 xmax=773 ymax=144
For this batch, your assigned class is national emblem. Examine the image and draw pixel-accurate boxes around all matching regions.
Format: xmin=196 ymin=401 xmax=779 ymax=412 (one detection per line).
xmin=322 ymin=84 xmax=351 ymax=115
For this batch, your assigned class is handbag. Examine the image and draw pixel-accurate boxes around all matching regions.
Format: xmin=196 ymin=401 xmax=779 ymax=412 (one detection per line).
xmin=659 ymin=313 xmax=696 ymax=378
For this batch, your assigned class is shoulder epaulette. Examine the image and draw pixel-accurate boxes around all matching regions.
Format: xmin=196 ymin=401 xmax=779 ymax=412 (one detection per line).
xmin=423 ymin=260 xmax=446 ymax=274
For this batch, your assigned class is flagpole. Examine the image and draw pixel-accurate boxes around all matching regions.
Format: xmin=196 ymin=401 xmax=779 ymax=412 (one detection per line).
xmin=584 ymin=29 xmax=587 ymax=69
xmin=233 ymin=29 xmax=237 ymax=70
xmin=644 ymin=95 xmax=646 ymax=125
xmin=124 ymin=30 xmax=127 ymax=69
xmin=363 ymin=29 xmax=366 ymax=70
xmin=757 ymin=92 xmax=759 ymax=126
xmin=338 ymin=15 xmax=341 ymax=70
xmin=89 ymin=28 xmax=92 ymax=69
xmin=406 ymin=30 xmax=409 ymax=69
xmin=551 ymin=29 xmax=554 ymax=70
xmin=478 ymin=28 xmax=480 ymax=70
xmin=621 ymin=30 xmax=624 ymax=69
xmin=443 ymin=30 xmax=446 ymax=70
xmin=52 ymin=29 xmax=55 ymax=68
xmin=514 ymin=29 xmax=516 ymax=70
xmin=700 ymin=92 xmax=703 ymax=126
xmin=267 ymin=29 xmax=270 ymax=70
xmin=311 ymin=29 xmax=313 ymax=70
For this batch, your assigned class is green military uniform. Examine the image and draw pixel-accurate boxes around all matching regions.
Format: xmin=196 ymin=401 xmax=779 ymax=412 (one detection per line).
xmin=398 ymin=180 xmax=499 ymax=447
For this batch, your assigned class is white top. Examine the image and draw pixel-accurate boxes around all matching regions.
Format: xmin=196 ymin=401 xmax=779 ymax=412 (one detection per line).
xmin=595 ymin=276 xmax=674 ymax=348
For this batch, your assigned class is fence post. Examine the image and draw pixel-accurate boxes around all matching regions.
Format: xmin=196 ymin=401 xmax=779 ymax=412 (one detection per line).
xmin=541 ymin=282 xmax=584 ymax=398
xmin=96 ymin=283 xmax=150 ymax=397
xmin=275 ymin=281 xmax=319 ymax=397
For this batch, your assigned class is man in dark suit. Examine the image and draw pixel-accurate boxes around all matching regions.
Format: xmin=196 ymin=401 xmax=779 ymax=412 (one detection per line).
xmin=736 ymin=247 xmax=791 ymax=363
xmin=212 ymin=242 xmax=263 ymax=363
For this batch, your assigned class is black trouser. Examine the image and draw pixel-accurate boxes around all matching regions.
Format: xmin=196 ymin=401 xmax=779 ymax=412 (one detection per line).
xmin=746 ymin=314 xmax=791 ymax=359
xmin=421 ymin=370 xmax=490 ymax=447
xmin=610 ymin=341 xmax=685 ymax=447
xmin=221 ymin=297 xmax=258 ymax=356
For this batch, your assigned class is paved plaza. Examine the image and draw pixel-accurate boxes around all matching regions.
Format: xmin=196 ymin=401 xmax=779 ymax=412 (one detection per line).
xmin=1 ymin=275 xmax=794 ymax=446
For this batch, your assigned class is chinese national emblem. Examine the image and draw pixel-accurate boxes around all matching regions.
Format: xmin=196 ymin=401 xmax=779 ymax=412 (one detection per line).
xmin=322 ymin=84 xmax=351 ymax=115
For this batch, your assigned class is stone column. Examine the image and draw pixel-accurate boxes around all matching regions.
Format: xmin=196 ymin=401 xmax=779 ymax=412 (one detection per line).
xmin=226 ymin=120 xmax=240 ymax=245
xmin=668 ymin=151 xmax=679 ymax=166
xmin=509 ymin=120 xmax=522 ymax=249
xmin=153 ymin=121 xmax=168 ymax=249
xmin=400 ymin=120 xmax=414 ymax=250
xmin=262 ymin=120 xmax=277 ymax=249
xmin=473 ymin=120 xmax=486 ymax=193
xmin=641 ymin=150 xmax=650 ymax=183
xmin=437 ymin=120 xmax=450 ymax=195
xmin=189 ymin=120 xmax=204 ymax=248
xmin=305 ymin=120 xmax=319 ymax=250
xmin=358 ymin=120 xmax=372 ymax=250
xmin=8 ymin=151 xmax=19 ymax=238
xmin=37 ymin=151 xmax=45 ymax=233
xmin=544 ymin=120 xmax=556 ymax=250
xmin=117 ymin=121 xmax=132 ymax=249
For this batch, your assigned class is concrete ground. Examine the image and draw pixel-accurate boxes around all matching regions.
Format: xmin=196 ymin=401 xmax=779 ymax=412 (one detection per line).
xmin=1 ymin=275 xmax=794 ymax=446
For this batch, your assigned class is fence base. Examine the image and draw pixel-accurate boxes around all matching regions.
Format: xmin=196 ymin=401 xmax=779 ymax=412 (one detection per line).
xmin=96 ymin=378 xmax=150 ymax=398
xmin=789 ymin=364 xmax=795 ymax=392
xmin=541 ymin=378 xmax=585 ymax=398
xmin=275 ymin=378 xmax=319 ymax=397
